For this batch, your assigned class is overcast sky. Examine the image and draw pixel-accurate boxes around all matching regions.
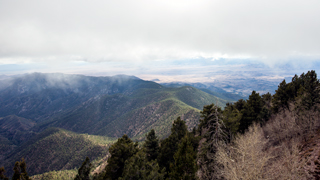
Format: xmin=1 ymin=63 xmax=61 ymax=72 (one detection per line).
xmin=0 ymin=0 xmax=319 ymax=81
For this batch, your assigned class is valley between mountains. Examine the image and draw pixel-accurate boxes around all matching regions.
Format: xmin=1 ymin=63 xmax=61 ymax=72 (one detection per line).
xmin=0 ymin=73 xmax=239 ymax=176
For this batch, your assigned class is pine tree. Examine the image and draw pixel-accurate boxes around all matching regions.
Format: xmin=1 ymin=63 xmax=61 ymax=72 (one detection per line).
xmin=12 ymin=158 xmax=31 ymax=180
xmin=223 ymin=103 xmax=241 ymax=139
xmin=158 ymin=117 xmax=188 ymax=175
xmin=170 ymin=117 xmax=188 ymax=140
xmin=197 ymin=104 xmax=227 ymax=179
xmin=120 ymin=150 xmax=165 ymax=180
xmin=239 ymin=91 xmax=264 ymax=133
xmin=0 ymin=167 xmax=9 ymax=180
xmin=11 ymin=162 xmax=20 ymax=180
xmin=300 ymin=70 xmax=320 ymax=109
xmin=169 ymin=135 xmax=197 ymax=180
xmin=74 ymin=157 xmax=92 ymax=180
xmin=104 ymin=134 xmax=138 ymax=180
xmin=272 ymin=79 xmax=290 ymax=112
xmin=143 ymin=129 xmax=159 ymax=161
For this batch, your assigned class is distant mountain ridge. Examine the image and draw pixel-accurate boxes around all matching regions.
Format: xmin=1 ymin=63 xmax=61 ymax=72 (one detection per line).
xmin=0 ymin=73 xmax=156 ymax=121
xmin=161 ymin=82 xmax=246 ymax=101
xmin=0 ymin=73 xmax=236 ymax=138
xmin=0 ymin=72 xmax=241 ymax=176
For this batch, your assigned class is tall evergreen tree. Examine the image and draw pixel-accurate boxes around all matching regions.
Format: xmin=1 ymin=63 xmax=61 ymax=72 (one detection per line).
xmin=104 ymin=134 xmax=138 ymax=180
xmin=143 ymin=129 xmax=160 ymax=161
xmin=170 ymin=117 xmax=188 ymax=140
xmin=120 ymin=150 xmax=165 ymax=180
xmin=197 ymin=104 xmax=227 ymax=180
xmin=272 ymin=79 xmax=290 ymax=112
xmin=239 ymin=91 xmax=264 ymax=133
xmin=300 ymin=70 xmax=320 ymax=109
xmin=223 ymin=103 xmax=241 ymax=139
xmin=158 ymin=117 xmax=188 ymax=176
xmin=0 ymin=167 xmax=8 ymax=180
xmin=169 ymin=135 xmax=197 ymax=180
xmin=12 ymin=158 xmax=31 ymax=180
xmin=74 ymin=157 xmax=92 ymax=180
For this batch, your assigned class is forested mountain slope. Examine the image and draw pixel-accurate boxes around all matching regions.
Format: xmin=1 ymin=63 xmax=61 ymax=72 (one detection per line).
xmin=0 ymin=73 xmax=238 ymax=178
xmin=1 ymin=128 xmax=114 ymax=176
xmin=0 ymin=115 xmax=36 ymax=159
xmin=0 ymin=73 xmax=159 ymax=121
xmin=0 ymin=73 xmax=232 ymax=139
xmin=37 ymin=85 xmax=228 ymax=139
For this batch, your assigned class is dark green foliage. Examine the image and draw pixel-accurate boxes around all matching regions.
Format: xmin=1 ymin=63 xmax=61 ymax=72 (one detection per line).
xmin=170 ymin=117 xmax=188 ymax=140
xmin=297 ymin=70 xmax=320 ymax=110
xmin=272 ymin=79 xmax=290 ymax=112
xmin=143 ymin=129 xmax=159 ymax=161
xmin=239 ymin=91 xmax=266 ymax=133
xmin=74 ymin=157 xmax=92 ymax=180
xmin=262 ymin=92 xmax=272 ymax=109
xmin=158 ymin=117 xmax=188 ymax=173
xmin=120 ymin=150 xmax=165 ymax=180
xmin=0 ymin=167 xmax=8 ymax=180
xmin=223 ymin=103 xmax=241 ymax=138
xmin=273 ymin=70 xmax=320 ymax=112
xmin=169 ymin=135 xmax=197 ymax=180
xmin=234 ymin=99 xmax=246 ymax=111
xmin=224 ymin=91 xmax=271 ymax=135
xmin=197 ymin=103 xmax=227 ymax=179
xmin=104 ymin=135 xmax=138 ymax=180
xmin=198 ymin=104 xmax=225 ymax=139
xmin=11 ymin=158 xmax=31 ymax=180
xmin=198 ymin=104 xmax=222 ymax=136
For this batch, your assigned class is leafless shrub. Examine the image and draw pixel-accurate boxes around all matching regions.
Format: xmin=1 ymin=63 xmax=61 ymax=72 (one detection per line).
xmin=263 ymin=108 xmax=299 ymax=145
xmin=209 ymin=101 xmax=319 ymax=180
xmin=215 ymin=122 xmax=311 ymax=180
xmin=265 ymin=139 xmax=310 ymax=180
xmin=215 ymin=124 xmax=272 ymax=180
xmin=264 ymin=104 xmax=320 ymax=146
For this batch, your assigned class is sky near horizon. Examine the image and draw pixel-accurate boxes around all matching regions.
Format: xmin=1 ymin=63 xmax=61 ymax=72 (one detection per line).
xmin=0 ymin=0 xmax=319 ymax=81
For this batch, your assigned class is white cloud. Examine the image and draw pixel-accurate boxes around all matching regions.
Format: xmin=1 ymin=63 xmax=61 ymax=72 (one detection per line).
xmin=0 ymin=0 xmax=319 ymax=65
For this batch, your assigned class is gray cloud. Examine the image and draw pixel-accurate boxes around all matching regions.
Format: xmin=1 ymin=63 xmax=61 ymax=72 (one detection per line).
xmin=0 ymin=0 xmax=320 ymax=64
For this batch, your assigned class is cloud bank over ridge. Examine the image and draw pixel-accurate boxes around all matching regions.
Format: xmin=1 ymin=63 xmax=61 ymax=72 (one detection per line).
xmin=1 ymin=0 xmax=319 ymax=65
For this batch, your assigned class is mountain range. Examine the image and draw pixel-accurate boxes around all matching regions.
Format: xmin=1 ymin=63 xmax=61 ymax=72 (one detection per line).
xmin=0 ymin=73 xmax=241 ymax=176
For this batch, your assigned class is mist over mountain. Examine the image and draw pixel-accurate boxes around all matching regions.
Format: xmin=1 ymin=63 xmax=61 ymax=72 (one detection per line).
xmin=0 ymin=72 xmax=240 ymax=176
xmin=1 ymin=0 xmax=319 ymax=178
xmin=0 ymin=73 xmax=235 ymax=136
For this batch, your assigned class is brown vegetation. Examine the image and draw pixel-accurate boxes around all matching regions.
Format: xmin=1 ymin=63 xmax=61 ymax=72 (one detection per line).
xmin=216 ymin=124 xmax=272 ymax=180
xmin=215 ymin=102 xmax=320 ymax=179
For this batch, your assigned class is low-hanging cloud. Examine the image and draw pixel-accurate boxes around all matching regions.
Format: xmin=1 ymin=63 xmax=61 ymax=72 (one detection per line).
xmin=0 ymin=0 xmax=320 ymax=64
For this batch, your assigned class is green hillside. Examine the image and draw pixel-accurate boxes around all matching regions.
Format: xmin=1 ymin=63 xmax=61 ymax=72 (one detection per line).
xmin=161 ymin=82 xmax=245 ymax=101
xmin=0 ymin=73 xmax=162 ymax=122
xmin=0 ymin=73 xmax=234 ymax=140
xmin=0 ymin=73 xmax=237 ymax=178
xmin=0 ymin=115 xmax=37 ymax=159
xmin=36 ymin=86 xmax=230 ymax=139
xmin=0 ymin=115 xmax=36 ymax=145
xmin=2 ymin=128 xmax=115 ymax=176
xmin=32 ymin=169 xmax=77 ymax=180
